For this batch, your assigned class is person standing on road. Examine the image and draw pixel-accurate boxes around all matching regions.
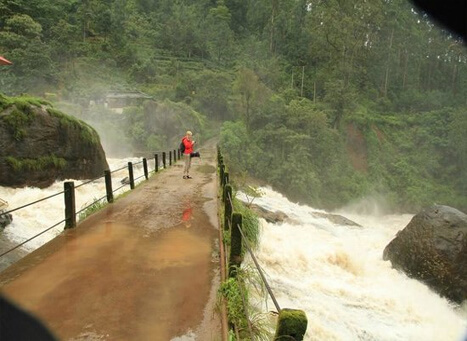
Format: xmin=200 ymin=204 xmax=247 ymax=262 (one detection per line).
xmin=181 ymin=131 xmax=195 ymax=179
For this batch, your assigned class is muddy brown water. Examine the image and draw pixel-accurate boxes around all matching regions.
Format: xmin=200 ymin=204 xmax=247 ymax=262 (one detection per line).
xmin=0 ymin=143 xmax=222 ymax=340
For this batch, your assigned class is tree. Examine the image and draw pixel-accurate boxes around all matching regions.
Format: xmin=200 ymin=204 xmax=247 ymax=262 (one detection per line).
xmin=191 ymin=70 xmax=233 ymax=121
xmin=204 ymin=0 xmax=235 ymax=63
xmin=232 ymin=67 xmax=270 ymax=131
xmin=0 ymin=14 xmax=54 ymax=93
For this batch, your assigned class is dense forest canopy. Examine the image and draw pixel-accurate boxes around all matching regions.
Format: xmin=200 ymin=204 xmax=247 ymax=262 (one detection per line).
xmin=1 ymin=0 xmax=466 ymax=213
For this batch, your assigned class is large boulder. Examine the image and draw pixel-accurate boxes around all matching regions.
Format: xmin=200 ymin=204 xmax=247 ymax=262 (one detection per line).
xmin=383 ymin=205 xmax=467 ymax=303
xmin=0 ymin=95 xmax=108 ymax=188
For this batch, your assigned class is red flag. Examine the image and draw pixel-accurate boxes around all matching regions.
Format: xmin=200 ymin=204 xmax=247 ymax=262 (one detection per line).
xmin=0 ymin=56 xmax=12 ymax=65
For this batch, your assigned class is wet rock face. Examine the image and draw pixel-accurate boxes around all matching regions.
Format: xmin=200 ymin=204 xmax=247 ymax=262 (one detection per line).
xmin=0 ymin=104 xmax=108 ymax=188
xmin=311 ymin=212 xmax=361 ymax=227
xmin=249 ymin=203 xmax=361 ymax=227
xmin=383 ymin=205 xmax=467 ymax=303
xmin=249 ymin=204 xmax=291 ymax=224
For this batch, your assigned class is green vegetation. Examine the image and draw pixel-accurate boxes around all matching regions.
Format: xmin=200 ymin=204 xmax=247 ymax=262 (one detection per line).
xmin=0 ymin=94 xmax=101 ymax=146
xmin=2 ymin=108 xmax=34 ymax=140
xmin=219 ymin=268 xmax=272 ymax=341
xmin=5 ymin=155 xmax=66 ymax=171
xmin=0 ymin=94 xmax=50 ymax=140
xmin=220 ymin=278 xmax=248 ymax=335
xmin=221 ymin=100 xmax=467 ymax=212
xmin=232 ymin=196 xmax=260 ymax=251
xmin=121 ymin=99 xmax=208 ymax=151
xmin=0 ymin=0 xmax=466 ymax=212
xmin=219 ymin=159 xmax=271 ymax=340
xmin=0 ymin=94 xmax=49 ymax=111
xmin=78 ymin=198 xmax=107 ymax=222
xmin=274 ymin=309 xmax=308 ymax=341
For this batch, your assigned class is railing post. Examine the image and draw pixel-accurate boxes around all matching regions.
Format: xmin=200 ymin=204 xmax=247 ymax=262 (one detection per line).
xmin=274 ymin=309 xmax=308 ymax=341
xmin=178 ymin=149 xmax=181 ymax=160
xmin=162 ymin=152 xmax=166 ymax=168
xmin=169 ymin=150 xmax=172 ymax=166
xmin=220 ymin=164 xmax=225 ymax=186
xmin=219 ymin=155 xmax=223 ymax=168
xmin=224 ymin=171 xmax=229 ymax=186
xmin=224 ymin=184 xmax=232 ymax=230
xmin=128 ymin=162 xmax=135 ymax=189
xmin=64 ymin=181 xmax=76 ymax=229
xmin=155 ymin=154 xmax=159 ymax=172
xmin=173 ymin=149 xmax=177 ymax=162
xmin=104 ymin=170 xmax=113 ymax=203
xmin=229 ymin=212 xmax=243 ymax=277
xmin=143 ymin=158 xmax=149 ymax=179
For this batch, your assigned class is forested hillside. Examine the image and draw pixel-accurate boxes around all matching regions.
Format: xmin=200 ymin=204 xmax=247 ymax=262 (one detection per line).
xmin=1 ymin=0 xmax=466 ymax=212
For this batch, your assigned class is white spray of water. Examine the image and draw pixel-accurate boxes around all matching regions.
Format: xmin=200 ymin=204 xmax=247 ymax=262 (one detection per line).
xmin=0 ymin=158 xmax=153 ymax=256
xmin=238 ymin=187 xmax=467 ymax=341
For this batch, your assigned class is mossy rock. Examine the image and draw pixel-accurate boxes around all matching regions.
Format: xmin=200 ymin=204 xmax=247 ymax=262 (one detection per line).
xmin=0 ymin=94 xmax=108 ymax=188
xmin=274 ymin=309 xmax=308 ymax=341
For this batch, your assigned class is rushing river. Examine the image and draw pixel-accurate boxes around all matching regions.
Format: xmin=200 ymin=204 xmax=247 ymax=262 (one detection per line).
xmin=1 ymin=166 xmax=466 ymax=340
xmin=238 ymin=187 xmax=467 ymax=341
xmin=0 ymin=157 xmax=151 ymax=270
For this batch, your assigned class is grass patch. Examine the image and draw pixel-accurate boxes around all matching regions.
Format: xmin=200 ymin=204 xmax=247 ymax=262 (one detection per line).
xmin=78 ymin=198 xmax=107 ymax=222
xmin=219 ymin=267 xmax=272 ymax=341
xmin=232 ymin=194 xmax=260 ymax=250
xmin=218 ymin=161 xmax=270 ymax=340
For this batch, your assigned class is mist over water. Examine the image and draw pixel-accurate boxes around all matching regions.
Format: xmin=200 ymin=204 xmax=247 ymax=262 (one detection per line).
xmin=238 ymin=187 xmax=467 ymax=341
xmin=0 ymin=157 xmax=151 ymax=270
xmin=337 ymin=192 xmax=395 ymax=216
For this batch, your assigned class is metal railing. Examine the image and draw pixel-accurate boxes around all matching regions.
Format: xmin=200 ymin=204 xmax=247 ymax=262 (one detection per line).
xmin=218 ymin=146 xmax=308 ymax=341
xmin=0 ymin=149 xmax=181 ymax=260
xmin=226 ymin=191 xmax=281 ymax=314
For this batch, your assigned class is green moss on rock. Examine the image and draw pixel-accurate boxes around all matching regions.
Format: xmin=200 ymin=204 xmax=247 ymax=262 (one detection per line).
xmin=0 ymin=94 xmax=49 ymax=111
xmin=274 ymin=309 xmax=308 ymax=341
xmin=0 ymin=95 xmax=53 ymax=141
xmin=0 ymin=94 xmax=108 ymax=188
xmin=5 ymin=155 xmax=67 ymax=172
xmin=2 ymin=109 xmax=35 ymax=141
xmin=46 ymin=107 xmax=100 ymax=145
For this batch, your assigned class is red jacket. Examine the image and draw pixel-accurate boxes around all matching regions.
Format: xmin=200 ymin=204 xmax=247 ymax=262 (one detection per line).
xmin=182 ymin=137 xmax=194 ymax=154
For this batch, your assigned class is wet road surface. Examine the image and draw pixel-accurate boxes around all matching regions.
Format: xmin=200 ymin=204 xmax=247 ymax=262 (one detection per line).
xmin=0 ymin=143 xmax=221 ymax=340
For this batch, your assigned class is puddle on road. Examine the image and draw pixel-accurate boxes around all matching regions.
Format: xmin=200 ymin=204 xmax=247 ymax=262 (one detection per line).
xmin=144 ymin=225 xmax=211 ymax=270
xmin=1 ymin=216 xmax=217 ymax=340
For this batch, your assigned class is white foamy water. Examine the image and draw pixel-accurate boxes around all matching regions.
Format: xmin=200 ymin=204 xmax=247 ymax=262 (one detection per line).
xmin=0 ymin=157 xmax=154 ymax=258
xmin=238 ymin=187 xmax=467 ymax=341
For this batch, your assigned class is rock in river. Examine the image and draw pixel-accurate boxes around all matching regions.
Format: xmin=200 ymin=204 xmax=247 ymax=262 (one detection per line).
xmin=383 ymin=205 xmax=467 ymax=303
